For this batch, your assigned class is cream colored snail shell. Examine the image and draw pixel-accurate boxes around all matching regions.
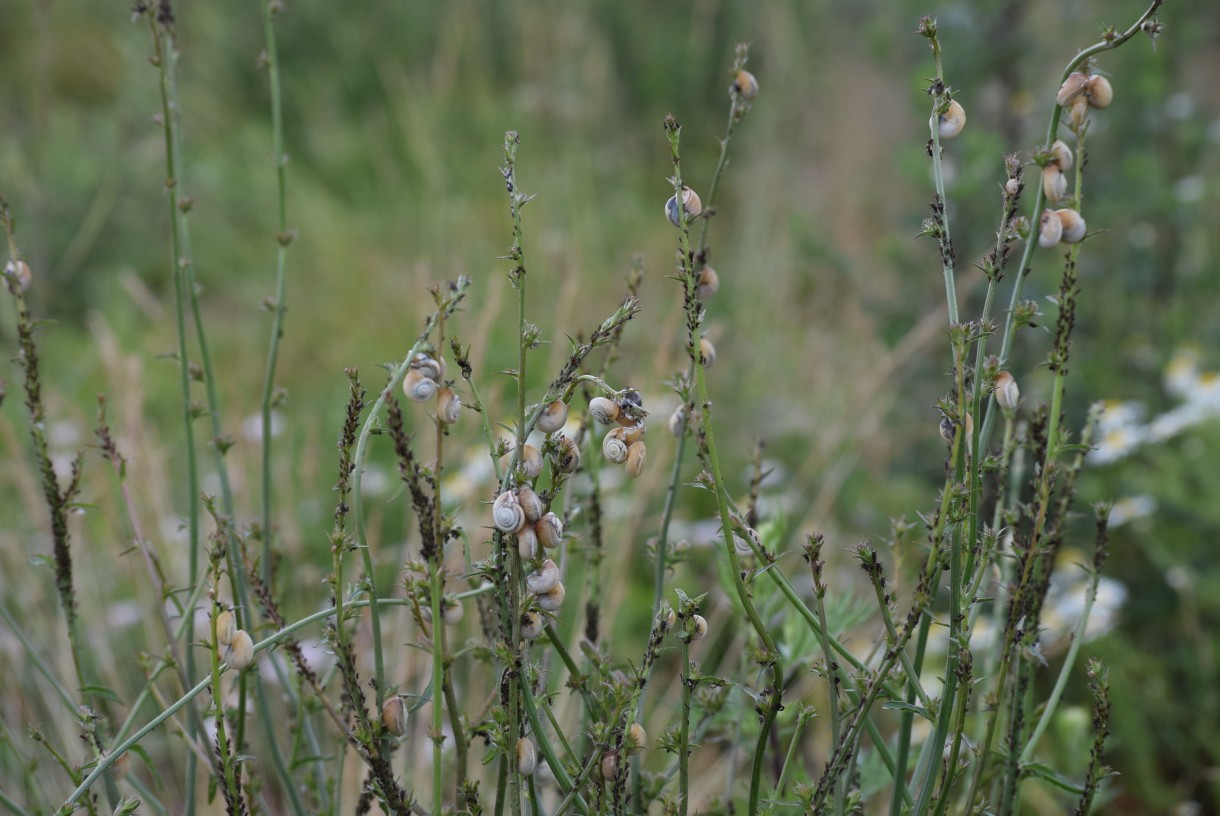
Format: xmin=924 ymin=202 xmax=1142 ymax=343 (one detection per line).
xmin=1042 ymin=165 xmax=1067 ymax=204
xmin=437 ymin=388 xmax=461 ymax=424
xmin=661 ymin=607 xmax=677 ymax=632
xmin=526 ymin=559 xmax=561 ymax=595
xmin=225 ymin=630 xmax=255 ymax=670
xmin=517 ymin=485 xmax=544 ymax=524
xmin=665 ymin=186 xmax=702 ymax=228
xmin=589 ymin=396 xmax=620 ymax=425
xmin=699 ymin=337 xmax=717 ymax=368
xmin=535 ymin=581 xmax=566 ymax=612
xmin=517 ymin=524 xmax=540 ymax=559
xmin=1056 ymin=208 xmax=1086 ymax=244
xmin=994 ymin=371 xmax=1020 ymax=412
xmin=691 ymin=615 xmax=709 ymax=641
xmin=519 ymin=445 xmax=543 ymax=480
xmin=382 ymin=696 xmax=408 ymax=737
xmin=442 ymin=598 xmax=464 ymax=625
xmin=603 ymin=427 xmax=630 ymax=464
xmin=412 ymin=353 xmax=444 ymax=381
xmin=1049 ymin=139 xmax=1074 ymax=170
xmin=625 ymin=441 xmax=647 ymax=479
xmin=622 ymin=421 xmax=646 ymax=445
xmin=1004 ymin=177 xmax=1021 ymax=197
xmin=937 ymin=99 xmax=966 ymax=140
xmin=521 ymin=610 xmax=544 ymax=640
xmin=1038 ymin=209 xmax=1063 ymax=248
xmin=556 ymin=435 xmax=581 ymax=473
xmin=517 ymin=737 xmax=537 ymax=776
xmin=668 ymin=405 xmax=686 ymax=438
xmin=4 ymin=260 xmax=31 ymax=292
xmin=404 ymin=369 xmax=438 ymax=402
xmin=535 ymin=512 xmax=564 ymax=549
xmin=601 ymin=750 xmax=621 ymax=781
xmin=626 ymin=723 xmax=648 ymax=755
xmin=1056 ymin=72 xmax=1089 ymax=108
xmin=492 ymin=490 xmax=527 ymax=533
xmin=1086 ymin=74 xmax=1112 ymax=109
xmin=536 ymin=400 xmax=568 ymax=434
xmin=215 ymin=609 xmax=236 ymax=647
xmin=696 ymin=265 xmax=720 ymax=299
xmin=733 ymin=69 xmax=759 ymax=100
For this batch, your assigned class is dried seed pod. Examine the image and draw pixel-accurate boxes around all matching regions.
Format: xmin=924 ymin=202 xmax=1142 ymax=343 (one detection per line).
xmin=4 ymin=260 xmax=31 ymax=292
xmin=1056 ymin=208 xmax=1086 ymax=244
xmin=733 ymin=70 xmax=759 ymax=100
xmin=1038 ymin=209 xmax=1063 ymax=248
xmin=1056 ymin=72 xmax=1089 ymax=108
xmin=382 ymin=696 xmax=408 ymax=737
xmin=403 ymin=369 xmax=438 ymax=402
xmin=556 ymin=434 xmax=581 ymax=473
xmin=412 ymin=353 xmax=444 ymax=381
xmin=625 ymin=441 xmax=647 ymax=479
xmin=601 ymin=750 xmax=620 ymax=781
xmin=1085 ymin=74 xmax=1112 ymax=109
xmin=589 ymin=396 xmax=620 ymax=425
xmin=493 ymin=490 xmax=527 ymax=533
xmin=665 ymin=186 xmax=702 ymax=228
xmin=526 ymin=559 xmax=561 ymax=595
xmin=994 ymin=371 xmax=1020 ymax=412
xmin=626 ymin=723 xmax=648 ymax=755
xmin=225 ymin=630 xmax=255 ymax=670
xmin=517 ymin=524 xmax=540 ymax=559
xmin=691 ymin=615 xmax=709 ymax=641
xmin=1049 ymin=139 xmax=1073 ymax=170
xmin=516 ymin=485 xmax=544 ymax=524
xmin=535 ymin=512 xmax=564 ymax=549
xmin=517 ymin=738 xmax=537 ymax=777
xmin=536 ymin=400 xmax=568 ymax=434
xmin=937 ymin=99 xmax=966 ymax=140
xmin=603 ymin=427 xmax=630 ymax=464
xmin=535 ymin=581 xmax=566 ymax=612
xmin=215 ymin=609 xmax=236 ymax=647
xmin=521 ymin=610 xmax=544 ymax=640
xmin=699 ymin=337 xmax=717 ymax=368
xmin=437 ymin=388 xmax=461 ymax=424
xmin=696 ymin=265 xmax=720 ymax=299
xmin=1042 ymin=165 xmax=1067 ymax=204
xmin=668 ymin=405 xmax=686 ymax=438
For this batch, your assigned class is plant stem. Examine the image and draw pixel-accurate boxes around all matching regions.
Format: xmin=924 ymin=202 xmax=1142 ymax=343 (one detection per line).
xmin=678 ymin=635 xmax=691 ymax=816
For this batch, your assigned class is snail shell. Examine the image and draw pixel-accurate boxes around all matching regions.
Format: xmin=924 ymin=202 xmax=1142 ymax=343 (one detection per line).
xmin=382 ymin=696 xmax=408 ymax=737
xmin=668 ymin=405 xmax=686 ymax=438
xmin=1049 ymin=139 xmax=1073 ymax=170
xmin=404 ymin=369 xmax=438 ymax=402
xmin=699 ymin=337 xmax=717 ymax=368
xmin=733 ymin=70 xmax=759 ymax=100
xmin=492 ymin=490 xmax=527 ymax=533
xmin=412 ymin=353 xmax=443 ymax=381
xmin=555 ymin=434 xmax=581 ymax=473
xmin=1056 ymin=208 xmax=1086 ymax=244
xmin=1038 ymin=209 xmax=1063 ymax=248
xmin=526 ymin=559 xmax=561 ymax=595
xmin=625 ymin=441 xmax=647 ymax=479
xmin=536 ymin=400 xmax=568 ymax=434
xmin=521 ymin=610 xmax=543 ymax=640
xmin=225 ymin=630 xmax=255 ymax=670
xmin=517 ymin=737 xmax=537 ymax=777
xmin=665 ymin=186 xmax=702 ymax=228
xmin=1086 ymin=74 xmax=1112 ymax=109
xmin=535 ymin=512 xmax=564 ymax=549
xmin=519 ymin=445 xmax=543 ymax=480
xmin=4 ymin=260 xmax=31 ymax=292
xmin=442 ymin=598 xmax=464 ymax=625
xmin=517 ymin=524 xmax=540 ymax=559
xmin=937 ymin=99 xmax=966 ymax=140
xmin=215 ymin=609 xmax=236 ymax=647
xmin=697 ymin=265 xmax=720 ymax=299
xmin=1042 ymin=165 xmax=1067 ymax=204
xmin=437 ymin=388 xmax=461 ymax=424
xmin=589 ymin=396 xmax=620 ymax=425
xmin=516 ymin=485 xmax=544 ymax=524
xmin=994 ymin=371 xmax=1020 ymax=412
xmin=626 ymin=723 xmax=647 ymax=755
xmin=535 ymin=581 xmax=566 ymax=612
xmin=691 ymin=614 xmax=709 ymax=641
xmin=603 ymin=427 xmax=630 ymax=464
xmin=1056 ymin=72 xmax=1089 ymax=108
xmin=601 ymin=750 xmax=620 ymax=781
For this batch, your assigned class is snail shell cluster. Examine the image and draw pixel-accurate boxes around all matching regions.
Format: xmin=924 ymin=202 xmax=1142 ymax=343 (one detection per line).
xmin=495 ymin=487 xmax=563 ymax=556
xmin=402 ymin=353 xmax=462 ymax=424
xmin=1038 ymin=208 xmax=1086 ymax=248
xmin=1057 ymin=71 xmax=1113 ymax=129
xmin=590 ymin=391 xmax=648 ymax=479
xmin=1041 ymin=139 xmax=1074 ymax=205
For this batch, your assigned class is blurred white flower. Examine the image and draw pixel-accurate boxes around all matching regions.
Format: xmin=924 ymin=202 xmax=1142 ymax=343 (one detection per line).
xmin=1107 ymin=495 xmax=1156 ymax=527
xmin=1163 ymin=348 xmax=1200 ymax=400
xmin=1088 ymin=424 xmax=1146 ymax=465
xmin=241 ymin=411 xmax=283 ymax=442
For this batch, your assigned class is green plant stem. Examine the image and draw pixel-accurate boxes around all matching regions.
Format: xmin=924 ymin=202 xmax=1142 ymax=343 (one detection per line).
xmin=678 ymin=636 xmax=691 ymax=816
xmin=431 ymin=568 xmax=445 ymax=812
xmin=774 ymin=712 xmax=810 ymax=797
xmin=0 ymin=786 xmax=31 ymax=816
xmin=890 ymin=617 xmax=931 ymax=816
xmin=259 ymin=0 xmax=291 ymax=585
xmin=520 ymin=679 xmax=590 ymax=815
xmin=926 ymin=29 xmax=958 ymax=326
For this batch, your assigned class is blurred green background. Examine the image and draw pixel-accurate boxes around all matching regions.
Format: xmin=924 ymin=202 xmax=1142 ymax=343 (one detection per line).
xmin=2 ymin=0 xmax=1218 ymax=812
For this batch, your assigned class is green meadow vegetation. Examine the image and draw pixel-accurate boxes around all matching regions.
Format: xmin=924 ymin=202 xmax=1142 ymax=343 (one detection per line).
xmin=2 ymin=1 xmax=1219 ymax=814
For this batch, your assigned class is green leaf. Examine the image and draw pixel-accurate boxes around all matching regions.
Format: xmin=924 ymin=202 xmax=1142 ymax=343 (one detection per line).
xmin=1023 ymin=761 xmax=1086 ymax=795
xmin=882 ymin=700 xmax=933 ymax=720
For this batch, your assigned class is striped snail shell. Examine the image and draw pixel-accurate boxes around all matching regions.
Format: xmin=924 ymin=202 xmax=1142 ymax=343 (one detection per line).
xmin=625 ymin=441 xmax=647 ymax=479
xmin=535 ymin=581 xmax=566 ymax=612
xmin=535 ymin=512 xmax=563 ymax=549
xmin=492 ymin=490 xmax=527 ymax=533
xmin=437 ymin=388 xmax=461 ymax=424
xmin=603 ymin=427 xmax=630 ymax=464
xmin=536 ymin=400 xmax=568 ymax=434
xmin=516 ymin=485 xmax=544 ymax=524
xmin=404 ymin=369 xmax=438 ymax=402
xmin=526 ymin=559 xmax=561 ymax=595
xmin=590 ymin=396 xmax=620 ymax=425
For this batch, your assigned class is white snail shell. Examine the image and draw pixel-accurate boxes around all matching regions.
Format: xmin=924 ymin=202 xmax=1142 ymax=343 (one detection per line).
xmin=668 ymin=406 xmax=686 ymax=438
xmin=1056 ymin=208 xmax=1086 ymax=244
xmin=994 ymin=371 xmax=1020 ymax=412
xmin=625 ymin=441 xmax=647 ymax=479
xmin=1049 ymin=139 xmax=1073 ymax=170
xmin=519 ymin=445 xmax=543 ymax=480
xmin=536 ymin=401 xmax=568 ymax=434
xmin=626 ymin=723 xmax=647 ymax=755
xmin=1038 ymin=209 xmax=1063 ymax=248
xmin=404 ymin=369 xmax=438 ymax=402
xmin=517 ymin=524 xmax=540 ymax=559
xmin=665 ymin=186 xmax=702 ymax=228
xmin=493 ymin=490 xmax=527 ymax=533
xmin=590 ymin=396 xmax=620 ymax=425
xmin=555 ymin=435 xmax=581 ymax=473
xmin=535 ymin=512 xmax=563 ymax=549
xmin=937 ymin=99 xmax=966 ymax=140
xmin=603 ymin=428 xmax=630 ymax=464
xmin=442 ymin=598 xmax=464 ymax=625
xmin=215 ymin=609 xmax=236 ymax=647
xmin=382 ymin=696 xmax=408 ymax=737
xmin=521 ymin=610 xmax=544 ymax=640
xmin=517 ymin=737 xmax=537 ymax=777
xmin=535 ymin=581 xmax=566 ymax=612
xmin=1042 ymin=165 xmax=1067 ymax=204
xmin=1056 ymin=72 xmax=1089 ymax=108
xmin=225 ymin=630 xmax=255 ymax=670
xmin=526 ymin=559 xmax=561 ymax=595
xmin=691 ymin=614 xmax=709 ymax=641
xmin=699 ymin=337 xmax=717 ymax=368
xmin=412 ymin=353 xmax=443 ymax=381
xmin=516 ymin=485 xmax=544 ymax=524
xmin=601 ymin=750 xmax=620 ymax=781
xmin=437 ymin=388 xmax=461 ymax=424
xmin=697 ymin=265 xmax=720 ymax=299
xmin=1086 ymin=74 xmax=1112 ymax=109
